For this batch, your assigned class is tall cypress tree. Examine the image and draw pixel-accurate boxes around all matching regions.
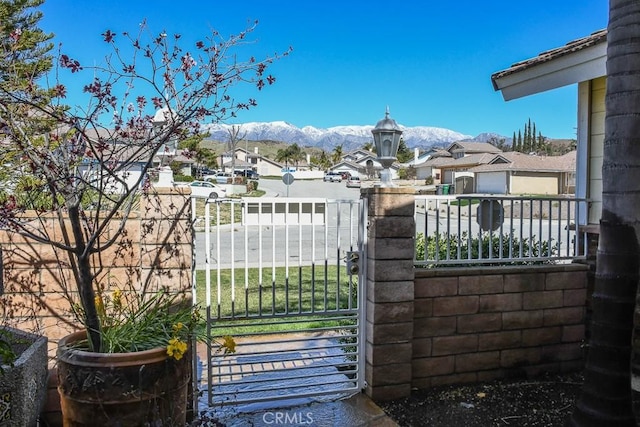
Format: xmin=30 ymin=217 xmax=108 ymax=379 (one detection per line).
xmin=531 ymin=122 xmax=537 ymax=152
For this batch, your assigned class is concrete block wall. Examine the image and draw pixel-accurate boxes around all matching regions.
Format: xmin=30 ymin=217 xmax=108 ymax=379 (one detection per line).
xmin=362 ymin=187 xmax=590 ymax=402
xmin=362 ymin=187 xmax=416 ymax=401
xmin=412 ymin=264 xmax=588 ymax=389
xmin=0 ymin=188 xmax=193 ymax=351
xmin=0 ymin=189 xmax=193 ymax=425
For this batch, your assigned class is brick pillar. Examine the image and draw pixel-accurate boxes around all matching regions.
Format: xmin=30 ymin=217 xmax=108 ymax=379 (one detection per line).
xmin=362 ymin=186 xmax=415 ymax=401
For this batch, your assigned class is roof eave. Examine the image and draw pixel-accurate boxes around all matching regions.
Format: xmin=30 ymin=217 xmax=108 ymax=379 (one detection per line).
xmin=492 ymin=42 xmax=606 ymax=101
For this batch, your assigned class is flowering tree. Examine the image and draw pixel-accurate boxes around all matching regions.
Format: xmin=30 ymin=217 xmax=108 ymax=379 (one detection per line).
xmin=0 ymin=9 xmax=290 ymax=352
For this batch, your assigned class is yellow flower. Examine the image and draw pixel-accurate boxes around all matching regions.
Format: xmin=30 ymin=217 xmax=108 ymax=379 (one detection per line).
xmin=172 ymin=322 xmax=184 ymax=333
xmin=112 ymin=288 xmax=123 ymax=310
xmin=221 ymin=335 xmax=236 ymax=354
xmin=166 ymin=338 xmax=188 ymax=360
xmin=94 ymin=294 xmax=105 ymax=316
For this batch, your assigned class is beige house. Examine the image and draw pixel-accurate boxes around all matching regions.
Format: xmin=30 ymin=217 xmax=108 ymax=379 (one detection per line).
xmin=220 ymin=147 xmax=285 ymax=176
xmin=491 ymin=29 xmax=606 ymax=226
xmin=469 ymin=151 xmax=576 ymax=195
xmin=415 ymin=141 xmax=573 ymax=194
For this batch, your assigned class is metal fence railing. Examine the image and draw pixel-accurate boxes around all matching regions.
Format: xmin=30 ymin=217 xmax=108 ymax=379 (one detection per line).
xmin=414 ymin=195 xmax=589 ymax=267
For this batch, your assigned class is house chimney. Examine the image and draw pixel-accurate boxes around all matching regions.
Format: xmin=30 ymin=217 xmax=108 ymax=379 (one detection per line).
xmin=254 ymin=147 xmax=259 ymax=154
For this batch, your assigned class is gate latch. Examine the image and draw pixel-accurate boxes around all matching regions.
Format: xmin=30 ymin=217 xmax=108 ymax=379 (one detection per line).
xmin=345 ymin=251 xmax=360 ymax=275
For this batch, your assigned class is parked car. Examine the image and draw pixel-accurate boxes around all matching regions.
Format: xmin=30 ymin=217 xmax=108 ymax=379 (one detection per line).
xmin=204 ymin=172 xmax=233 ymax=184
xmin=340 ymin=171 xmax=351 ymax=180
xmin=186 ymin=181 xmax=227 ymax=199
xmin=346 ymin=175 xmax=361 ymax=188
xmin=323 ymin=172 xmax=342 ymax=182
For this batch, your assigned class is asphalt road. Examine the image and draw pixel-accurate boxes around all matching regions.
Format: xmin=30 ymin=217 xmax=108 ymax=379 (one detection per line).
xmin=194 ymin=178 xmax=366 ymax=269
xmin=257 ymin=177 xmax=364 ymax=199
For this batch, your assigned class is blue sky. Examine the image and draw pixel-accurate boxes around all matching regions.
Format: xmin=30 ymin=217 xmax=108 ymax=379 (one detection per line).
xmin=39 ymin=0 xmax=608 ymax=139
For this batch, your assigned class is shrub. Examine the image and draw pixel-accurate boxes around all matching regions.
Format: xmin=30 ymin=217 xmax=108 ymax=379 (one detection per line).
xmin=415 ymin=230 xmax=558 ymax=267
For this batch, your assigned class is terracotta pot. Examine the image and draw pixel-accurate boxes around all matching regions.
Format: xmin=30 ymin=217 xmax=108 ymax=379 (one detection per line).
xmin=57 ymin=331 xmax=190 ymax=426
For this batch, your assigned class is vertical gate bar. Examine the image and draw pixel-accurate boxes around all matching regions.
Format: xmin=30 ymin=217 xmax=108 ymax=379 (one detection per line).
xmin=537 ymin=199 xmax=543 ymax=258
xmin=285 ymin=200 xmax=290 ymax=315
xmin=215 ymin=202 xmax=222 ymax=319
xmin=477 ymin=199 xmax=483 ymax=262
xmin=491 ymin=199 xmax=496 ymax=259
xmin=244 ymin=201 xmax=249 ymax=316
xmin=336 ymin=201 xmax=342 ymax=310
xmin=230 ymin=202 xmax=236 ymax=317
xmin=581 ymin=200 xmax=588 ymax=257
xmin=519 ymin=200 xmax=524 ymax=257
xmin=298 ymin=203 xmax=303 ymax=314
xmin=311 ymin=202 xmax=316 ymax=313
xmin=258 ymin=200 xmax=264 ymax=315
xmin=435 ymin=200 xmax=440 ymax=262
xmin=349 ymin=201 xmax=355 ymax=310
xmin=446 ymin=200 xmax=451 ymax=261
xmin=558 ymin=200 xmax=580 ymax=256
xmin=456 ymin=200 xmax=462 ymax=261
xmin=271 ymin=200 xmax=276 ymax=315
xmin=509 ymin=199 xmax=515 ymax=258
xmin=549 ymin=200 xmax=554 ymax=258
xmin=467 ymin=200 xmax=472 ymax=261
xmin=324 ymin=202 xmax=329 ymax=311
xmin=498 ymin=199 xmax=505 ymax=259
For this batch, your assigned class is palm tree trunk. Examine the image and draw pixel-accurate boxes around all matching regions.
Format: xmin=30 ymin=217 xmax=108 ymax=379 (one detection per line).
xmin=568 ymin=1 xmax=640 ymax=425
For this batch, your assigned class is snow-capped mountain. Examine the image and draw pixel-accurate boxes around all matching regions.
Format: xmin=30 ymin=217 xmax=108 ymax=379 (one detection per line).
xmin=202 ymin=121 xmax=479 ymax=151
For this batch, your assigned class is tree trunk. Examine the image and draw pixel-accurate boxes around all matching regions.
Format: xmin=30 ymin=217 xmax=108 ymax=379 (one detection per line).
xmin=67 ymin=205 xmax=102 ymax=352
xmin=568 ymin=1 xmax=640 ymax=425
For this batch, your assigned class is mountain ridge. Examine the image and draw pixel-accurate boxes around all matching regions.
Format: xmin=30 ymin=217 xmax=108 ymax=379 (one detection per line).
xmin=202 ymin=121 xmax=508 ymax=152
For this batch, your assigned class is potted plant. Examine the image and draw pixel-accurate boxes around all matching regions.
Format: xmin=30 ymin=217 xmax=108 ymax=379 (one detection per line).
xmin=0 ymin=3 xmax=289 ymax=425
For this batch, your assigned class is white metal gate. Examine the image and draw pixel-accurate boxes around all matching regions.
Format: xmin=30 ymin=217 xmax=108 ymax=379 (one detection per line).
xmin=192 ymin=197 xmax=367 ymax=412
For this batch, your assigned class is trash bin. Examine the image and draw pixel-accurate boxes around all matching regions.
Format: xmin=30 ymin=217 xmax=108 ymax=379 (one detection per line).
xmin=436 ymin=185 xmax=442 ymax=195
xmin=442 ymin=184 xmax=450 ymax=195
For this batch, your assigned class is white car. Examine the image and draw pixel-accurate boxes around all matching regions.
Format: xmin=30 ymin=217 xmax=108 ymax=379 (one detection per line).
xmin=346 ymin=176 xmax=361 ymax=188
xmin=187 ymin=181 xmax=227 ymax=199
xmin=204 ymin=172 xmax=233 ymax=184
xmin=323 ymin=172 xmax=342 ymax=182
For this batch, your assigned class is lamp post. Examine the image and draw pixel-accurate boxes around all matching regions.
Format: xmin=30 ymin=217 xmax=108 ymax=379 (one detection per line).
xmin=371 ymin=106 xmax=403 ymax=187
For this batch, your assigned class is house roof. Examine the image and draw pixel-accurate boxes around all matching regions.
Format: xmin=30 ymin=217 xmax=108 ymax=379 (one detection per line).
xmin=491 ymin=29 xmax=607 ymax=101
xmin=425 ymin=152 xmax=498 ymax=169
xmin=446 ymin=141 xmax=502 ymax=154
xmin=343 ymin=148 xmax=374 ymax=159
xmin=469 ymin=151 xmax=576 ymax=173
